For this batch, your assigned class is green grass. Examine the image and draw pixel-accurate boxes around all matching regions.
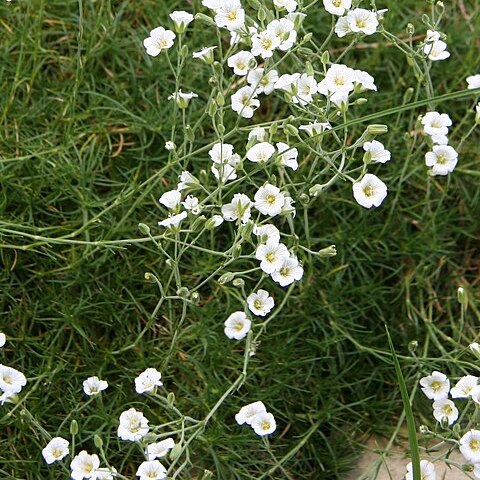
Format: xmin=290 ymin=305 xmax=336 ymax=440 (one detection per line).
xmin=0 ymin=0 xmax=479 ymax=479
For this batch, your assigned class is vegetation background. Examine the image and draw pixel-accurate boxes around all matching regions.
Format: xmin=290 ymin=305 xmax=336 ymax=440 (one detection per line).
xmin=0 ymin=0 xmax=478 ymax=478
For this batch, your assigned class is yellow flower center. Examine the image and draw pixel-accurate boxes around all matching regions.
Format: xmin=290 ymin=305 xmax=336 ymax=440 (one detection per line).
xmin=356 ymin=18 xmax=367 ymax=28
xmin=470 ymin=439 xmax=480 ymax=451
xmin=363 ymin=185 xmax=374 ymax=197
xmin=436 ymin=154 xmax=447 ymax=164
xmin=266 ymin=252 xmax=275 ymax=262
xmin=266 ymin=194 xmax=276 ymax=204
xmin=261 ymin=420 xmax=271 ymax=430
xmin=430 ymin=380 xmax=442 ymax=391
xmin=228 ymin=11 xmax=237 ymax=21
xmin=262 ymin=39 xmax=273 ymax=50
xmin=234 ymin=321 xmax=244 ymax=332
xmin=253 ymin=299 xmax=263 ymax=309
xmin=333 ymin=0 xmax=342 ymax=6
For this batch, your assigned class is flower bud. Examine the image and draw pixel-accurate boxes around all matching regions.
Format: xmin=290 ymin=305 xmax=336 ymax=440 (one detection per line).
xmin=194 ymin=13 xmax=215 ymax=26
xmin=177 ymin=287 xmax=190 ymax=299
xmin=406 ymin=23 xmax=415 ymax=36
xmin=213 ymin=61 xmax=223 ymax=77
xmin=191 ymin=291 xmax=200 ymax=302
xmin=321 ymin=51 xmax=330 ymax=67
xmin=408 ymin=340 xmax=418 ymax=353
xmin=367 ymin=124 xmax=388 ymax=136
xmin=419 ymin=425 xmax=429 ymax=435
xmin=403 ymin=87 xmax=414 ymax=104
xmin=216 ymin=91 xmax=225 ymax=107
xmin=318 ymin=245 xmax=337 ymax=257
xmin=207 ymin=99 xmax=217 ymax=117
xmin=457 ymin=287 xmax=466 ymax=305
xmin=169 ymin=443 xmax=183 ymax=461
xmin=301 ymin=32 xmax=313 ymax=44
xmin=94 ymin=435 xmax=103 ymax=449
xmin=309 ymin=184 xmax=325 ymax=197
xmin=305 ymin=61 xmax=314 ymax=77
xmin=205 ymin=215 xmax=224 ymax=230
xmin=232 ymin=243 xmax=242 ymax=259
xmin=247 ymin=0 xmax=261 ymax=7
xmin=270 ymin=123 xmax=278 ymax=135
xmin=257 ymin=6 xmax=266 ymax=21
xmin=138 ymin=223 xmax=151 ymax=235
xmin=284 ymin=124 xmax=299 ymax=136
xmin=70 ymin=419 xmax=78 ymax=435
xmin=217 ymin=124 xmax=225 ymax=135
xmin=218 ymin=272 xmax=235 ymax=285
xmin=185 ymin=125 xmax=194 ymax=142
xmin=299 ymin=193 xmax=310 ymax=205
xmin=167 ymin=392 xmax=175 ymax=406
xmin=180 ymin=44 xmax=189 ymax=59
xmin=353 ymin=98 xmax=368 ymax=106
xmin=232 ymin=278 xmax=245 ymax=287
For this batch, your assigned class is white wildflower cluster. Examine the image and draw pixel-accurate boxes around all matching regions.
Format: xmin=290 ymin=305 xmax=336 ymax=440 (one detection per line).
xmin=0 ymin=332 xmax=27 ymax=406
xmin=421 ymin=111 xmax=458 ymax=176
xmin=235 ymin=401 xmax=277 ymax=436
xmin=422 ymin=29 xmax=450 ymax=61
xmin=419 ymin=369 xmax=480 ymax=477
xmin=40 ymin=367 xmax=176 ymax=479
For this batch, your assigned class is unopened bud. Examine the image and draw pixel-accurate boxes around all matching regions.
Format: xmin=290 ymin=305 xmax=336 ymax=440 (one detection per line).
xmin=367 ymin=124 xmax=388 ymax=136
xmin=318 ymin=245 xmax=337 ymax=257
xmin=305 ymin=61 xmax=314 ymax=77
xmin=217 ymin=124 xmax=225 ymax=135
xmin=167 ymin=392 xmax=175 ymax=406
xmin=218 ymin=272 xmax=235 ymax=285
xmin=408 ymin=340 xmax=418 ymax=353
xmin=180 ymin=44 xmax=189 ymax=59
xmin=457 ymin=287 xmax=466 ymax=305
xmin=144 ymin=272 xmax=156 ymax=283
xmin=232 ymin=243 xmax=242 ymax=259
xmin=70 ymin=420 xmax=78 ymax=436
xmin=299 ymin=193 xmax=310 ymax=205
xmin=194 ymin=13 xmax=215 ymax=26
xmin=185 ymin=125 xmax=194 ymax=142
xmin=177 ymin=287 xmax=190 ymax=299
xmin=138 ymin=223 xmax=151 ymax=235
xmin=284 ymin=124 xmax=299 ymax=136
xmin=354 ymin=98 xmax=368 ymax=106
xmin=169 ymin=443 xmax=183 ymax=461
xmin=406 ymin=23 xmax=415 ymax=36
xmin=403 ymin=87 xmax=414 ymax=104
xmin=94 ymin=435 xmax=103 ymax=449
xmin=321 ymin=51 xmax=330 ymax=66
xmin=216 ymin=91 xmax=225 ymax=107
xmin=301 ymin=32 xmax=313 ymax=44
xmin=232 ymin=278 xmax=245 ymax=287
xmin=257 ymin=6 xmax=266 ymax=21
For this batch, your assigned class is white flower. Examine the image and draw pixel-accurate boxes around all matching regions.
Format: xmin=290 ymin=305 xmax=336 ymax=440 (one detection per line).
xmin=299 ymin=121 xmax=331 ymax=137
xmin=70 ymin=451 xmax=100 ymax=480
xmin=158 ymin=211 xmax=188 ymax=228
xmin=235 ymin=401 xmax=267 ymax=425
xmin=470 ymin=342 xmax=480 ymax=354
xmin=221 ymin=193 xmax=252 ymax=223
xmin=255 ymin=241 xmax=290 ymax=274
xmin=247 ymin=290 xmax=274 ymax=316
xmin=159 ymin=190 xmax=181 ymax=209
xmin=254 ymin=184 xmax=285 ymax=217
xmin=231 ymin=86 xmax=260 ymax=118
xmin=286 ymin=12 xmax=307 ymax=27
xmin=363 ymin=140 xmax=391 ymax=163
xmin=215 ymin=0 xmax=245 ymax=32
xmin=424 ymin=40 xmax=450 ymax=61
xmin=83 ymin=376 xmax=108 ymax=396
xmin=224 ymin=311 xmax=251 ymax=340
xmin=419 ymin=371 xmax=450 ymax=400
xmin=460 ymin=430 xmax=480 ymax=464
xmin=248 ymin=126 xmax=269 ymax=142
xmin=192 ymin=46 xmax=217 ymax=64
xmin=95 ymin=467 xmax=117 ymax=480
xmin=209 ymin=142 xmax=239 ymax=164
xmin=136 ymin=460 xmax=167 ymax=480
xmin=295 ymin=74 xmax=318 ymax=105
xmin=467 ymin=74 xmax=480 ymax=89
xmin=146 ymin=438 xmax=175 ymax=461
xmin=251 ymin=29 xmax=281 ymax=58
xmin=169 ymin=11 xmax=194 ymax=33
xmin=425 ymin=145 xmax=458 ymax=176
xmin=118 ymin=408 xmax=149 ymax=441
xmin=450 ymin=375 xmax=478 ymax=398
xmin=251 ymin=412 xmax=276 ymax=436
xmin=253 ymin=223 xmax=281 ymax=244
xmin=318 ymin=64 xmax=356 ymax=95
xmin=211 ymin=163 xmax=238 ymax=182
xmin=182 ymin=195 xmax=201 ymax=214
xmin=0 ymin=333 xmax=5 ymax=348
xmin=352 ymin=174 xmax=388 ymax=209
xmin=433 ymin=398 xmax=458 ymax=425
xmin=228 ymin=51 xmax=255 ymax=76
xmin=323 ymin=0 xmax=351 ymax=16
xmin=276 ymin=142 xmax=298 ymax=170
xmin=273 ymin=0 xmax=297 ymax=12
xmin=0 ymin=390 xmax=16 ymax=405
xmin=177 ymin=171 xmax=197 ymax=191
xmin=168 ymin=90 xmax=198 ymax=109
xmin=421 ymin=111 xmax=452 ymax=137
xmin=280 ymin=195 xmax=295 ymax=216
xmin=165 ymin=141 xmax=175 ymax=151
xmin=266 ymin=18 xmax=297 ymax=51
xmin=405 ymin=460 xmax=436 ymax=480
xmin=354 ymin=70 xmax=377 ymax=91
xmin=246 ymin=142 xmax=275 ymax=163
xmin=247 ymin=68 xmax=279 ymax=95
xmin=206 ymin=214 xmax=225 ymax=229
xmin=42 ymin=437 xmax=70 ymax=464
xmin=201 ymin=0 xmax=223 ymax=9
xmin=474 ymin=465 xmax=480 ymax=480
xmin=425 ymin=29 xmax=441 ymax=43
xmin=271 ymin=256 xmax=304 ymax=286
xmin=135 ymin=368 xmax=163 ymax=394
xmin=430 ymin=133 xmax=448 ymax=145
xmin=335 ymin=16 xmax=352 ymax=37
xmin=346 ymin=9 xmax=378 ymax=36
xmin=143 ymin=27 xmax=176 ymax=56
xmin=0 ymin=364 xmax=27 ymax=394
